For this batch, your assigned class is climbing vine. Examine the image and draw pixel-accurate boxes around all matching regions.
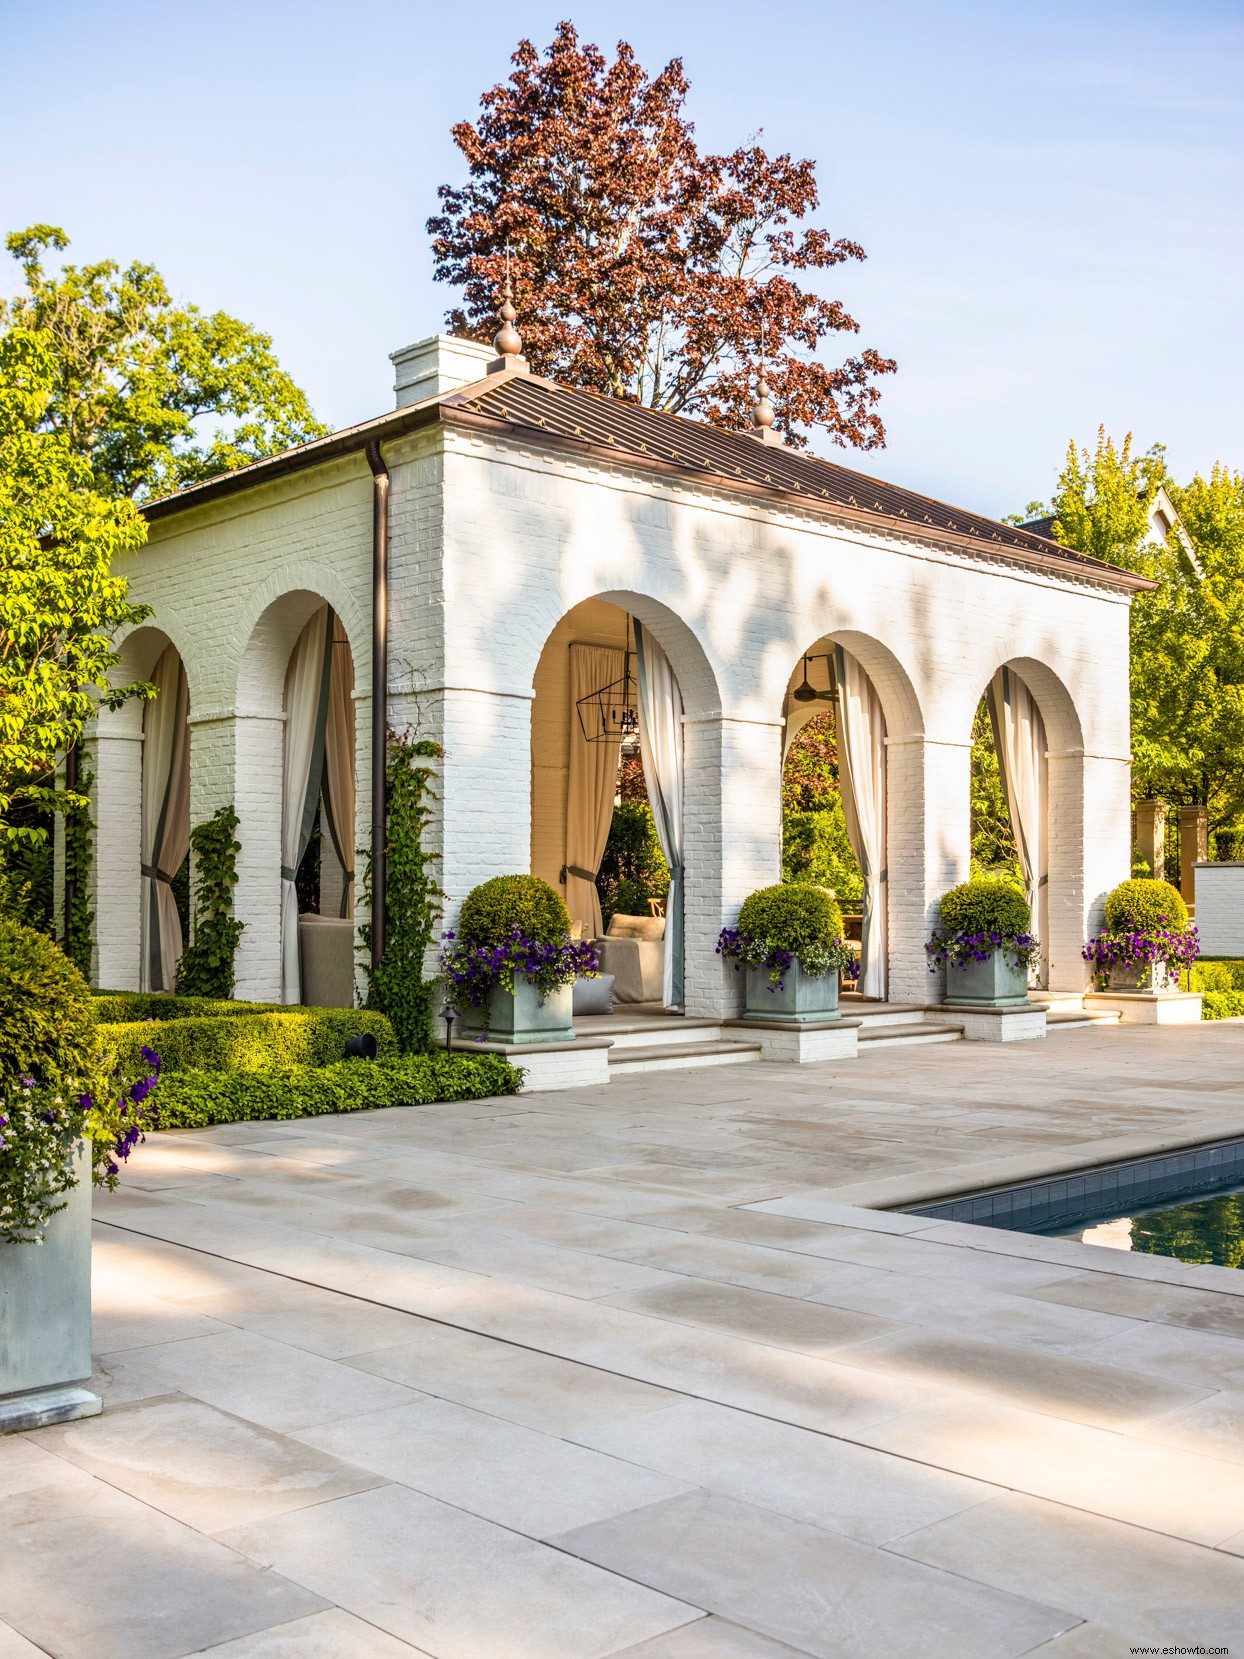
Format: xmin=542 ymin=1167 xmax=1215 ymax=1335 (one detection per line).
xmin=359 ymin=731 xmax=444 ymax=1052
xmin=176 ymin=804 xmax=244 ymax=998
xmin=63 ymin=760 xmax=95 ymax=978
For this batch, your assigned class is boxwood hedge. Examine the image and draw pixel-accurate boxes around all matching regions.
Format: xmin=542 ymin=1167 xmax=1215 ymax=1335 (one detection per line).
xmin=97 ymin=1009 xmax=396 ymax=1076
xmin=151 ymin=1052 xmax=521 ymax=1130
xmin=92 ymin=991 xmax=286 ymax=1024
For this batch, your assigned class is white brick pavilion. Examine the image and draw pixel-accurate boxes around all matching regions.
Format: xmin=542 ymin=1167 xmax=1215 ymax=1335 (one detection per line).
xmin=86 ymin=325 xmax=1151 ymax=1029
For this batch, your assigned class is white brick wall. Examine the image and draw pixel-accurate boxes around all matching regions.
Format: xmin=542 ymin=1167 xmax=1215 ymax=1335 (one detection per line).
xmin=1193 ymin=864 xmax=1244 ymax=956
xmin=85 ymin=410 xmax=1134 ymax=1009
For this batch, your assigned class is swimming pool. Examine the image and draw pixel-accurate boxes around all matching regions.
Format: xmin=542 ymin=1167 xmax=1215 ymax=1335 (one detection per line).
xmin=906 ymin=1136 xmax=1244 ymax=1270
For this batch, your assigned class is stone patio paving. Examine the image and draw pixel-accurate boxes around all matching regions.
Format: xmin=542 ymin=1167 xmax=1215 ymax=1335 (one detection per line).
xmin=6 ymin=1021 xmax=1244 ymax=1657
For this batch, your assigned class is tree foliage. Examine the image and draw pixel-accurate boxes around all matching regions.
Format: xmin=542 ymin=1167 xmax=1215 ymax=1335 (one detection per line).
xmin=1026 ymin=428 xmax=1244 ymax=824
xmin=0 ymin=326 xmax=149 ymax=837
xmin=1 ymin=225 xmax=328 ymax=499
xmin=429 ymin=22 xmax=895 ymax=448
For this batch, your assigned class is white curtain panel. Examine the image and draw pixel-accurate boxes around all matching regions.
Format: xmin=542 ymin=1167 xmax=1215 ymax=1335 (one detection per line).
xmin=281 ymin=605 xmax=333 ymax=1003
xmin=835 ymin=646 xmax=888 ymax=1001
xmin=320 ymin=611 xmax=356 ymax=920
xmin=987 ymin=665 xmax=1049 ymax=980
xmin=634 ymin=621 xmax=685 ymax=1007
xmin=566 ymin=644 xmax=624 ymax=938
xmin=140 ymin=644 xmax=191 ymax=993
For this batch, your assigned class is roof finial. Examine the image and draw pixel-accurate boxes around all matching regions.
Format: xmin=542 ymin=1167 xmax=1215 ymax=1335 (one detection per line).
xmin=489 ymin=243 xmax=529 ymax=375
xmin=750 ymin=315 xmax=783 ymax=444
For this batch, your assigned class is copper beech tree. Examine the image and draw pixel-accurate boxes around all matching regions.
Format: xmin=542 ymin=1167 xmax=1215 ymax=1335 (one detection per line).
xmin=429 ymin=23 xmax=895 ymax=448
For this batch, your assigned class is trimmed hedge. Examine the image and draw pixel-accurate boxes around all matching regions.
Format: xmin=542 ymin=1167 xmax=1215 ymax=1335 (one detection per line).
xmin=939 ymin=877 xmax=1030 ymax=937
xmin=1184 ymin=960 xmax=1244 ymax=992
xmin=1201 ymin=991 xmax=1244 ymax=1021
xmin=457 ymin=875 xmax=570 ymax=947
xmin=737 ymin=882 xmax=846 ymax=954
xmin=1103 ymin=878 xmax=1188 ymax=934
xmin=92 ymin=991 xmax=285 ymax=1024
xmin=151 ymin=1053 xmax=522 ymax=1129
xmin=97 ymin=1009 xmax=396 ymax=1076
xmin=0 ymin=913 xmax=99 ymax=1082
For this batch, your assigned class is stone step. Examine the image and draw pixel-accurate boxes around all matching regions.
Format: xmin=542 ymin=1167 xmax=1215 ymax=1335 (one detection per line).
xmin=842 ymin=1002 xmax=937 ymax=1029
xmin=855 ymin=1021 xmax=965 ymax=1049
xmin=608 ymin=1039 xmax=763 ymax=1073
xmin=596 ymin=1018 xmax=725 ymax=1050
xmin=1045 ymin=1008 xmax=1123 ymax=1030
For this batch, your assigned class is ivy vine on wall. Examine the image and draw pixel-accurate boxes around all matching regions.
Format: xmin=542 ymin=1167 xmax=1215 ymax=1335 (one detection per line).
xmin=359 ymin=730 xmax=444 ymax=1052
xmin=176 ymin=804 xmax=244 ymax=998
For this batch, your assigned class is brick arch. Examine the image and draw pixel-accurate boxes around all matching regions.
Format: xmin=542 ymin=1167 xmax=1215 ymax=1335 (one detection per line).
xmin=105 ymin=623 xmax=196 ymax=738
xmin=234 ymin=574 xmax=366 ymax=718
xmin=971 ymin=655 xmax=1090 ymax=991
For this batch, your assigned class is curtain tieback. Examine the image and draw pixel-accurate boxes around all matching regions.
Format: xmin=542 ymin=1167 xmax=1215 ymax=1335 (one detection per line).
xmin=561 ymin=864 xmax=598 ymax=884
xmin=1038 ymin=874 xmax=1049 ymax=887
xmin=140 ymin=863 xmax=173 ymax=884
xmin=281 ymin=865 xmax=298 ymax=883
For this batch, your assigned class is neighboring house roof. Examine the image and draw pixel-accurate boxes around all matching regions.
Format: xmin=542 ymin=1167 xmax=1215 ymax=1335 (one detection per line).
xmin=1020 ymin=488 xmax=1200 ymax=579
xmin=143 ymin=370 xmax=1155 ymax=592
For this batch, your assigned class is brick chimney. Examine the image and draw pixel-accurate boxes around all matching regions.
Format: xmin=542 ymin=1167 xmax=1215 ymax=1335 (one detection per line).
xmin=389 ymin=335 xmax=495 ymax=408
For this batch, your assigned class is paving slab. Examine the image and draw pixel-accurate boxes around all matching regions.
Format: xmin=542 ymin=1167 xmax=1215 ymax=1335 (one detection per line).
xmin=220 ymin=1482 xmax=702 ymax=1659
xmin=551 ymin=1490 xmax=1076 ymax=1659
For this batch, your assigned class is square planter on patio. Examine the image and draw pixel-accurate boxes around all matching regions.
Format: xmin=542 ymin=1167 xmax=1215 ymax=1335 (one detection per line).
xmin=743 ymin=962 xmax=840 ymax=1023
xmin=1105 ymin=960 xmax=1176 ymax=993
xmin=1 ymin=1143 xmax=101 ymax=1434
xmin=943 ymin=949 xmax=1030 ymax=1008
xmin=461 ymin=977 xmax=575 ymax=1043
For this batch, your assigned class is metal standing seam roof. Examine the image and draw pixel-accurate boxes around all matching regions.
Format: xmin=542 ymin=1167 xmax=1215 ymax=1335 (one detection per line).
xmin=141 ymin=368 xmax=1153 ymax=590
xmin=444 ymin=376 xmax=1146 ymax=582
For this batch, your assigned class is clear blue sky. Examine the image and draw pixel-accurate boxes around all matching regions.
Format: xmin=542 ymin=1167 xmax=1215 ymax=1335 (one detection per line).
xmin=3 ymin=0 xmax=1241 ymax=517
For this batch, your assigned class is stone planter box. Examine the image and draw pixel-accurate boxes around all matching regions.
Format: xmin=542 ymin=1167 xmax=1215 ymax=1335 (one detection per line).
xmin=1 ymin=1142 xmax=100 ymax=1434
xmin=943 ymin=949 xmax=1030 ymax=1008
xmin=1106 ymin=960 xmax=1176 ymax=993
xmin=461 ymin=977 xmax=574 ymax=1043
xmin=743 ymin=962 xmax=840 ymax=1024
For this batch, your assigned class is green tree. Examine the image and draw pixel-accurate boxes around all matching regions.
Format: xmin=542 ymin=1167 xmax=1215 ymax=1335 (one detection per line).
xmin=0 ymin=327 xmax=149 ymax=842
xmin=1020 ymin=429 xmax=1244 ymax=831
xmin=970 ymin=700 xmax=1020 ymax=877
xmin=1 ymin=225 xmax=328 ymax=499
xmin=780 ymin=714 xmax=863 ymax=900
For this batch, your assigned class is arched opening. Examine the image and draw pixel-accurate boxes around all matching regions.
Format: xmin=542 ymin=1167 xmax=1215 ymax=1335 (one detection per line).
xmin=969 ymin=659 xmax=1086 ymax=989
xmin=234 ymin=591 xmax=358 ymax=1006
xmin=141 ymin=641 xmax=191 ymax=992
xmin=530 ymin=594 xmax=718 ymax=1011
xmin=780 ymin=641 xmax=894 ymax=1000
xmin=280 ymin=605 xmax=356 ymax=1005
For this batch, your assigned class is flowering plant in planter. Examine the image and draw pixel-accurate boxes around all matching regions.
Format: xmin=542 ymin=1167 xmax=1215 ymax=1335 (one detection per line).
xmin=438 ymin=875 xmax=598 ymax=1012
xmin=925 ymin=878 xmax=1039 ymax=976
xmin=1082 ymin=879 xmax=1199 ymax=988
xmin=0 ymin=917 xmax=157 ymax=1246
xmin=717 ymin=883 xmax=855 ymax=990
xmin=439 ymin=929 xmax=600 ymax=1008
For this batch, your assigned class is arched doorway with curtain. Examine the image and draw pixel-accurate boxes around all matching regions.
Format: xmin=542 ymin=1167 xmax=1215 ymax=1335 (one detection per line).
xmin=970 ymin=658 xmax=1087 ymax=991
xmin=280 ymin=604 xmax=356 ymax=1006
xmin=528 ymin=592 xmax=722 ymax=1014
xmin=140 ymin=641 xmax=192 ymax=992
xmin=778 ymin=631 xmax=926 ymax=1004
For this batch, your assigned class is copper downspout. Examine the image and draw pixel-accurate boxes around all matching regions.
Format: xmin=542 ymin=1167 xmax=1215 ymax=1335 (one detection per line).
xmin=365 ymin=440 xmax=389 ymax=968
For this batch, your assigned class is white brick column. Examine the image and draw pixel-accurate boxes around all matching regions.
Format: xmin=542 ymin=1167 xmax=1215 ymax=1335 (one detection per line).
xmin=225 ymin=712 xmax=285 ymax=1003
xmin=886 ymin=736 xmax=972 ymax=1005
xmin=419 ymin=686 xmax=533 ymax=932
xmin=1047 ymin=749 xmax=1130 ymax=991
xmin=681 ymin=713 xmax=783 ymax=1018
xmin=91 ymin=719 xmax=144 ymax=991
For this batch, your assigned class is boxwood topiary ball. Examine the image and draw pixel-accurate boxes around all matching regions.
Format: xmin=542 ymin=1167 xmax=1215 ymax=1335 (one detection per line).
xmin=458 ymin=875 xmax=572 ymax=948
xmin=737 ymin=882 xmax=845 ymax=953
xmin=1103 ymin=877 xmax=1188 ymax=934
xmin=939 ymin=877 xmax=1031 ymax=937
xmin=0 ymin=914 xmax=99 ymax=1083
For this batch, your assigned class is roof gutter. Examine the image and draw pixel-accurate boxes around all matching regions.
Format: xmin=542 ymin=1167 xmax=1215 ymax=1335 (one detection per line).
xmin=364 ymin=440 xmax=389 ymax=971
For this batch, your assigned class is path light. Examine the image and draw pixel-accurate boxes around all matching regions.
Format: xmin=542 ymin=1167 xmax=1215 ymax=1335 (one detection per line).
xmin=441 ymin=999 xmax=457 ymax=1052
xmin=344 ymin=1033 xmax=379 ymax=1060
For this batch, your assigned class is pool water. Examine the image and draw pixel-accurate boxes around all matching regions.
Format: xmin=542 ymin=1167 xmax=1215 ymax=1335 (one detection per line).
xmin=1057 ymin=1182 xmax=1244 ymax=1269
